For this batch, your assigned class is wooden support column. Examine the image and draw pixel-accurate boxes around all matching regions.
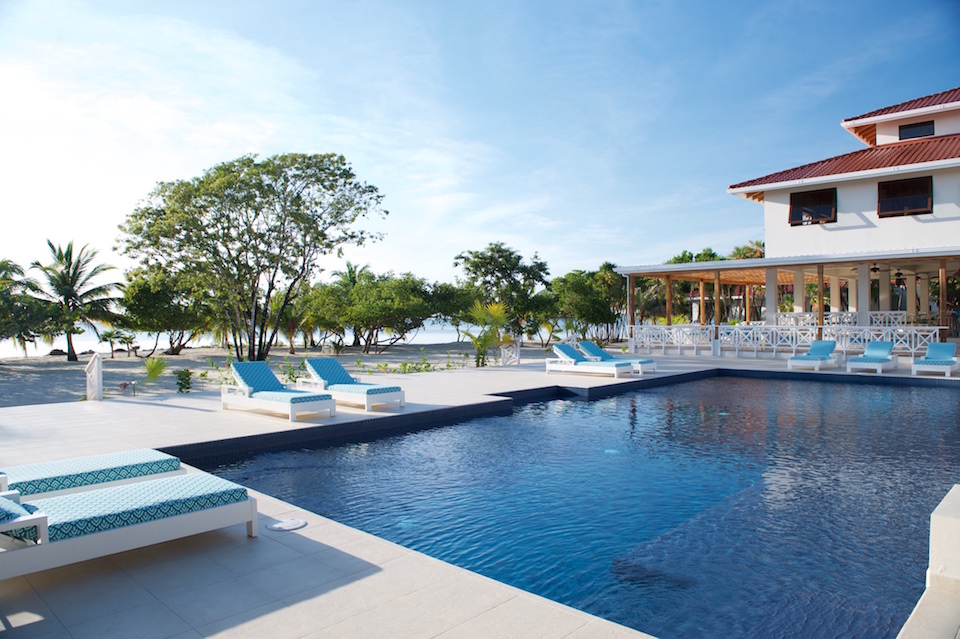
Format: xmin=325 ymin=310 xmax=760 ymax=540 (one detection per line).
xmin=940 ymin=260 xmax=948 ymax=340
xmin=745 ymin=285 xmax=752 ymax=323
xmin=699 ymin=280 xmax=706 ymax=325
xmin=665 ymin=277 xmax=673 ymax=326
xmin=627 ymin=275 xmax=636 ymax=333
xmin=817 ymin=265 xmax=824 ymax=340
xmin=714 ymin=270 xmax=721 ymax=339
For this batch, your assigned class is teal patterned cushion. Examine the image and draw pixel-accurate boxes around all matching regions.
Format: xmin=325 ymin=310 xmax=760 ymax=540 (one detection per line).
xmin=916 ymin=359 xmax=957 ymax=366
xmin=791 ymin=355 xmax=833 ymax=361
xmin=0 ymin=497 xmax=30 ymax=523
xmin=554 ymin=343 xmax=587 ymax=363
xmin=850 ymin=356 xmax=892 ymax=364
xmin=4 ymin=473 xmax=249 ymax=543
xmin=328 ymin=383 xmax=402 ymax=396
xmin=1 ymin=449 xmax=180 ymax=497
xmin=924 ymin=343 xmax=956 ymax=360
xmin=305 ymin=358 xmax=355 ymax=385
xmin=251 ymin=390 xmax=332 ymax=404
xmin=231 ymin=361 xmax=285 ymax=392
xmin=576 ymin=360 xmax=630 ymax=368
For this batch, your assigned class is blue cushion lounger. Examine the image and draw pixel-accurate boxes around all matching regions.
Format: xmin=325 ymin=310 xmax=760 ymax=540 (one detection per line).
xmin=846 ymin=341 xmax=898 ymax=374
xmin=911 ymin=342 xmax=959 ymax=377
xmin=0 ymin=472 xmax=258 ymax=580
xmin=222 ymin=361 xmax=335 ymax=422
xmin=576 ymin=341 xmax=656 ymax=374
xmin=297 ymin=358 xmax=404 ymax=412
xmin=0 ymin=449 xmax=184 ymax=500
xmin=787 ymin=340 xmax=838 ymax=371
xmin=546 ymin=343 xmax=632 ymax=378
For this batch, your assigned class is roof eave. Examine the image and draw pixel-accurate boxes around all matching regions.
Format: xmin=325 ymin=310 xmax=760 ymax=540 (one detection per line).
xmin=841 ymin=100 xmax=960 ymax=129
xmin=727 ymin=156 xmax=960 ymax=197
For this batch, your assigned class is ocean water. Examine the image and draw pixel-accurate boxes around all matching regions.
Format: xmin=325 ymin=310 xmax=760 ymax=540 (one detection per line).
xmin=212 ymin=377 xmax=959 ymax=638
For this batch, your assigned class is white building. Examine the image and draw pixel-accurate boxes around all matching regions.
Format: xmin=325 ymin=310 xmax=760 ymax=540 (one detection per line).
xmin=617 ymin=87 xmax=960 ymax=354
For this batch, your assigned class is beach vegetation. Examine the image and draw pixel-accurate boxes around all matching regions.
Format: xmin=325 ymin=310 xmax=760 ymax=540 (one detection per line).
xmin=175 ymin=369 xmax=192 ymax=393
xmin=463 ymin=300 xmax=511 ymax=367
xmin=118 ymin=153 xmax=385 ymax=362
xmin=0 ymin=259 xmax=54 ymax=355
xmin=143 ymin=356 xmax=168 ymax=382
xmin=30 ymin=241 xmax=121 ymax=361
xmin=121 ymin=267 xmax=212 ymax=356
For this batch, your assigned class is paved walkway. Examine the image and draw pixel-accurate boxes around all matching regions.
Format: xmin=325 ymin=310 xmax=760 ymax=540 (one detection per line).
xmin=0 ymin=351 xmax=955 ymax=638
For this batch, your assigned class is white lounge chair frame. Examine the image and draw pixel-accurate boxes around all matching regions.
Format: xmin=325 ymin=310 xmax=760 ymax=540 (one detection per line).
xmin=296 ymin=360 xmax=404 ymax=412
xmin=846 ymin=355 xmax=899 ymax=374
xmin=221 ymin=385 xmax=335 ymax=422
xmin=576 ymin=342 xmax=657 ymax=374
xmin=545 ymin=359 xmax=632 ymax=377
xmin=911 ymin=359 xmax=960 ymax=377
xmin=0 ymin=493 xmax=257 ymax=581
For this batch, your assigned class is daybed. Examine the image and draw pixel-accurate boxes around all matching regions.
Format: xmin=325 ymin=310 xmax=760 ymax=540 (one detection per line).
xmin=911 ymin=342 xmax=960 ymax=377
xmin=297 ymin=358 xmax=405 ymax=411
xmin=545 ymin=344 xmax=633 ymax=378
xmin=846 ymin=341 xmax=898 ymax=374
xmin=222 ymin=361 xmax=335 ymax=422
xmin=0 ymin=449 xmax=183 ymax=500
xmin=787 ymin=340 xmax=838 ymax=371
xmin=0 ymin=472 xmax=257 ymax=580
xmin=577 ymin=341 xmax=656 ymax=374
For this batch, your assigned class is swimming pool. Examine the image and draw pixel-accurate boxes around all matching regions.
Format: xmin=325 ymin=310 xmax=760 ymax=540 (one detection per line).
xmin=211 ymin=377 xmax=960 ymax=638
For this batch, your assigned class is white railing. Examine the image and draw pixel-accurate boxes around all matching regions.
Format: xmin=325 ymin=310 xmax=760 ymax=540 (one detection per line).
xmin=629 ymin=325 xmax=714 ymax=355
xmin=629 ymin=324 xmax=942 ymax=358
xmin=869 ymin=311 xmax=907 ymax=326
xmin=777 ymin=312 xmax=858 ymax=326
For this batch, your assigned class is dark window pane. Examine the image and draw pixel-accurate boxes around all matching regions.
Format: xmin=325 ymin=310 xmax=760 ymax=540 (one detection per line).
xmin=878 ymin=176 xmax=932 ymax=217
xmin=899 ymin=121 xmax=935 ymax=140
xmin=789 ymin=189 xmax=836 ymax=226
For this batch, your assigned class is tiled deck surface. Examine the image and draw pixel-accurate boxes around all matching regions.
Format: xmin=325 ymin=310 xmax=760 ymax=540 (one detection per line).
xmin=1 ymin=352 xmax=957 ymax=638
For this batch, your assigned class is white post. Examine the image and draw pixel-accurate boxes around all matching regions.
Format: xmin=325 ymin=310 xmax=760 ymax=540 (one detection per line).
xmin=919 ymin=274 xmax=930 ymax=314
xmin=848 ymin=277 xmax=857 ymax=312
xmin=84 ymin=353 xmax=103 ymax=401
xmin=765 ymin=268 xmax=778 ymax=324
xmin=857 ymin=265 xmax=871 ymax=326
xmin=793 ymin=270 xmax=806 ymax=312
xmin=878 ymin=267 xmax=891 ymax=312
xmin=906 ymin=275 xmax=918 ymax=320
xmin=829 ymin=275 xmax=840 ymax=313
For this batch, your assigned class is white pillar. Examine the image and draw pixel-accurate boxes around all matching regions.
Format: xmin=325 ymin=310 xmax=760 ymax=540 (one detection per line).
xmin=878 ymin=267 xmax=891 ymax=312
xmin=919 ymin=274 xmax=930 ymax=314
xmin=906 ymin=275 xmax=917 ymax=319
xmin=793 ymin=270 xmax=806 ymax=312
xmin=848 ymin=277 xmax=857 ymax=312
xmin=765 ymin=268 xmax=778 ymax=324
xmin=857 ymin=265 xmax=870 ymax=326
xmin=829 ymin=275 xmax=841 ymax=313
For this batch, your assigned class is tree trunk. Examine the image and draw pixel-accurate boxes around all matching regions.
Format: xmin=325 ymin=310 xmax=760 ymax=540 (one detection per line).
xmin=66 ymin=332 xmax=78 ymax=362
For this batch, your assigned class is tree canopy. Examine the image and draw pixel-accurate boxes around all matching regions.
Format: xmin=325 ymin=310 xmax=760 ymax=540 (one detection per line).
xmin=118 ymin=153 xmax=386 ymax=361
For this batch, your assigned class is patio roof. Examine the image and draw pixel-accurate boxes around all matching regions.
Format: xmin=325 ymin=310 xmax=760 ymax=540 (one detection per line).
xmin=615 ymin=246 xmax=960 ymax=285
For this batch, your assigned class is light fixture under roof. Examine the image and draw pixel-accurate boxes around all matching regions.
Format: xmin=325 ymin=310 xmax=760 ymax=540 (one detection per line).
xmin=870 ymin=263 xmax=880 ymax=273
xmin=895 ymin=269 xmax=903 ymax=279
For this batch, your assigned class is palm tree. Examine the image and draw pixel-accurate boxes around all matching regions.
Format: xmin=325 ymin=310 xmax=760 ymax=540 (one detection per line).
xmin=31 ymin=241 xmax=120 ymax=361
xmin=332 ymin=261 xmax=370 ymax=347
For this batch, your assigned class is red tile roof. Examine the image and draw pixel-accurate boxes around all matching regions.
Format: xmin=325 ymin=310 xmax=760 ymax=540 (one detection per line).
xmin=729 ymin=133 xmax=960 ymax=191
xmin=842 ymin=87 xmax=960 ymax=122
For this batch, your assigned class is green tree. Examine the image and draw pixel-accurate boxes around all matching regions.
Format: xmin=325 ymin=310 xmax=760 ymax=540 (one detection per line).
xmin=343 ymin=272 xmax=433 ymax=353
xmin=119 ymin=153 xmax=386 ymax=361
xmin=429 ymin=282 xmax=477 ymax=341
xmin=121 ymin=267 xmax=212 ymax=356
xmin=332 ymin=261 xmax=371 ymax=346
xmin=0 ymin=260 xmax=52 ymax=354
xmin=463 ymin=301 xmax=511 ymax=367
xmin=552 ymin=270 xmax=616 ymax=341
xmin=30 ymin=241 xmax=120 ymax=361
xmin=453 ymin=242 xmax=549 ymax=336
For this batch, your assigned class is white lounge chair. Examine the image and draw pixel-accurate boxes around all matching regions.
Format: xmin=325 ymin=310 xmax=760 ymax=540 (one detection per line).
xmin=222 ymin=361 xmax=335 ymax=421
xmin=911 ymin=342 xmax=959 ymax=377
xmin=546 ymin=344 xmax=633 ymax=378
xmin=0 ymin=472 xmax=257 ymax=580
xmin=0 ymin=449 xmax=184 ymax=500
xmin=787 ymin=340 xmax=838 ymax=371
xmin=846 ymin=341 xmax=898 ymax=373
xmin=297 ymin=358 xmax=404 ymax=411
xmin=577 ymin=341 xmax=657 ymax=374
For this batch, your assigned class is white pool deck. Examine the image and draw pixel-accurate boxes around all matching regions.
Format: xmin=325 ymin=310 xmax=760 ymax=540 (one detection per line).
xmin=0 ymin=352 xmax=957 ymax=638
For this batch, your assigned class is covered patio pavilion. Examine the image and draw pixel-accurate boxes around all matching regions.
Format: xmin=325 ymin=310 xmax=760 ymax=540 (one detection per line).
xmin=616 ymin=247 xmax=960 ymax=357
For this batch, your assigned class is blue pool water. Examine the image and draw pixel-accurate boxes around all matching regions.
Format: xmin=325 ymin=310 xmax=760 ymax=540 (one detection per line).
xmin=212 ymin=378 xmax=960 ymax=638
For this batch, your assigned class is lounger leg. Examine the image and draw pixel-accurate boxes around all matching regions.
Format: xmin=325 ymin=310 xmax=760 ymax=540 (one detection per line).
xmin=247 ymin=498 xmax=258 ymax=538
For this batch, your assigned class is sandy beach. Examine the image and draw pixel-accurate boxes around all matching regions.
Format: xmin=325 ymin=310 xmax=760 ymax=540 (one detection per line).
xmin=0 ymin=340 xmax=555 ymax=408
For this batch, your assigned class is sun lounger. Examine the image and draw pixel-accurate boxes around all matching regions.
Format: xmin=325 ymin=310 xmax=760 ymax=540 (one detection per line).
xmin=846 ymin=341 xmax=898 ymax=373
xmin=297 ymin=358 xmax=405 ymax=411
xmin=911 ymin=342 xmax=959 ymax=377
xmin=546 ymin=343 xmax=633 ymax=378
xmin=0 ymin=449 xmax=184 ymax=500
xmin=0 ymin=472 xmax=257 ymax=580
xmin=787 ymin=340 xmax=838 ymax=371
xmin=222 ymin=361 xmax=335 ymax=421
xmin=576 ymin=341 xmax=656 ymax=374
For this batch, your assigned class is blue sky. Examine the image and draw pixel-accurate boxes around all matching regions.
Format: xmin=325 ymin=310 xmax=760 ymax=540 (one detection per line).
xmin=1 ymin=0 xmax=959 ymax=285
